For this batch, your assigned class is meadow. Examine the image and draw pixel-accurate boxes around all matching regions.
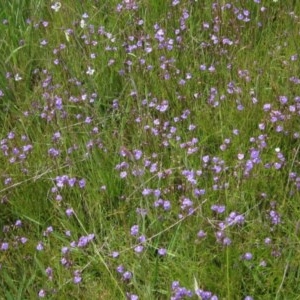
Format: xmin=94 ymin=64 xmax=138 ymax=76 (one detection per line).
xmin=0 ymin=0 xmax=300 ymax=299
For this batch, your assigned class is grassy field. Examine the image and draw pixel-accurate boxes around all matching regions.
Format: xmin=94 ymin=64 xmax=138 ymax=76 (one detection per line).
xmin=0 ymin=0 xmax=300 ymax=299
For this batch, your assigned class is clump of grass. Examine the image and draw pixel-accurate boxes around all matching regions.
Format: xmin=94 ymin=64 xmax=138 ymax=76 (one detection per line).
xmin=1 ymin=1 xmax=300 ymax=299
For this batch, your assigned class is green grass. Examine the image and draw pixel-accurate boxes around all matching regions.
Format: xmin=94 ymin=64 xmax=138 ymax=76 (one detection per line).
xmin=0 ymin=1 xmax=300 ymax=299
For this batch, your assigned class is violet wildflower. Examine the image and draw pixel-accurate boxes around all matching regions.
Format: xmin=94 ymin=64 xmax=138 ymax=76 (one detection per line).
xmin=133 ymin=149 xmax=143 ymax=160
xmin=38 ymin=289 xmax=46 ymax=298
xmin=68 ymin=177 xmax=76 ymax=187
xmin=60 ymin=257 xmax=68 ymax=266
xmin=269 ymin=210 xmax=281 ymax=225
xmin=61 ymin=246 xmax=69 ymax=254
xmin=138 ymin=235 xmax=146 ymax=243
xmin=242 ymin=252 xmax=253 ymax=260
xmin=66 ymin=208 xmax=74 ymax=217
xmin=263 ymin=103 xmax=271 ymax=111
xmin=117 ymin=265 xmax=124 ymax=274
xmin=194 ymin=188 xmax=206 ymax=197
xmin=157 ymin=248 xmax=167 ymax=256
xmin=163 ymin=200 xmax=171 ymax=211
xmin=142 ymin=188 xmax=152 ymax=196
xmin=279 ymin=96 xmax=288 ymax=105
xmin=171 ymin=281 xmax=193 ymax=298
xmin=223 ymin=237 xmax=232 ymax=246
xmin=111 ymin=251 xmax=119 ymax=258
xmin=78 ymin=178 xmax=86 ymax=188
xmin=120 ymin=171 xmax=127 ymax=178
xmin=197 ymin=230 xmax=207 ymax=238
xmin=52 ymin=132 xmax=61 ymax=142
xmin=43 ymin=226 xmax=53 ymax=236
xmin=36 ymin=242 xmax=44 ymax=251
xmin=126 ymin=293 xmax=139 ymax=300
xmin=1 ymin=242 xmax=9 ymax=251
xmin=65 ymin=230 xmax=71 ymax=236
xmin=55 ymin=194 xmax=62 ymax=201
xmin=134 ymin=245 xmax=144 ymax=253
xmin=130 ymin=225 xmax=139 ymax=236
xmin=264 ymin=237 xmax=271 ymax=245
xmin=211 ymin=204 xmax=226 ymax=214
xmin=20 ymin=237 xmax=28 ymax=244
xmin=123 ymin=271 xmax=132 ymax=280
xmin=73 ymin=270 xmax=82 ymax=284
xmin=77 ymin=236 xmax=89 ymax=248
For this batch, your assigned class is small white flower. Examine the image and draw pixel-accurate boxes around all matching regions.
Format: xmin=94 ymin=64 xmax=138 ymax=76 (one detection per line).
xmin=86 ymin=66 xmax=95 ymax=76
xmin=80 ymin=19 xmax=86 ymax=29
xmin=237 ymin=153 xmax=244 ymax=160
xmin=275 ymin=147 xmax=280 ymax=153
xmin=51 ymin=2 xmax=61 ymax=12
xmin=14 ymin=74 xmax=22 ymax=81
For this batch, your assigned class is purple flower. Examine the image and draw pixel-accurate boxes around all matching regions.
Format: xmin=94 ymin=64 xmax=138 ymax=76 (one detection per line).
xmin=250 ymin=149 xmax=260 ymax=161
xmin=36 ymin=242 xmax=44 ymax=251
xmin=163 ymin=200 xmax=171 ymax=211
xmin=111 ymin=251 xmax=119 ymax=258
xmin=269 ymin=210 xmax=281 ymax=225
xmin=120 ymin=171 xmax=127 ymax=178
xmin=223 ymin=237 xmax=232 ymax=246
xmin=61 ymin=257 xmax=68 ymax=266
xmin=43 ymin=226 xmax=53 ymax=236
xmin=264 ymin=237 xmax=272 ymax=245
xmin=117 ymin=265 xmax=124 ymax=274
xmin=15 ymin=220 xmax=22 ymax=227
xmin=38 ymin=289 xmax=46 ymax=298
xmin=242 ymin=252 xmax=253 ymax=260
xmin=197 ymin=230 xmax=207 ymax=238
xmin=226 ymin=212 xmax=245 ymax=226
xmin=211 ymin=204 xmax=226 ymax=214
xmin=73 ymin=270 xmax=82 ymax=284
xmin=78 ymin=178 xmax=86 ymax=188
xmin=68 ymin=177 xmax=76 ymax=187
xmin=126 ymin=293 xmax=139 ymax=300
xmin=1 ymin=242 xmax=9 ymax=251
xmin=279 ymin=96 xmax=288 ymax=105
xmin=130 ymin=225 xmax=139 ymax=236
xmin=20 ymin=237 xmax=28 ymax=244
xmin=157 ymin=248 xmax=167 ymax=256
xmin=77 ymin=236 xmax=89 ymax=247
xmin=61 ymin=246 xmax=69 ymax=254
xmin=123 ymin=271 xmax=132 ymax=280
xmin=66 ymin=208 xmax=74 ymax=217
xmin=171 ymin=281 xmax=194 ymax=298
xmin=138 ymin=235 xmax=146 ymax=243
xmin=133 ymin=149 xmax=143 ymax=160
xmin=142 ymin=188 xmax=152 ymax=196
xmin=181 ymin=198 xmax=193 ymax=210
xmin=52 ymin=131 xmax=61 ymax=141
xmin=194 ymin=188 xmax=206 ymax=197
xmin=134 ymin=245 xmax=144 ymax=253
xmin=45 ymin=267 xmax=53 ymax=280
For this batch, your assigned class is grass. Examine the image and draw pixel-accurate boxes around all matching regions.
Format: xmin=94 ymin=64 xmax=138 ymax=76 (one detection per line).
xmin=0 ymin=0 xmax=300 ymax=299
